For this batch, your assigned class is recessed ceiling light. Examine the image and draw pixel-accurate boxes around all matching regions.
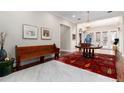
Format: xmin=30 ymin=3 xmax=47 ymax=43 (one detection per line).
xmin=72 ymin=15 xmax=76 ymax=18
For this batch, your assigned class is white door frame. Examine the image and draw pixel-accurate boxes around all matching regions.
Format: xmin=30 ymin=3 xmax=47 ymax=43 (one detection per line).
xmin=59 ymin=24 xmax=71 ymax=52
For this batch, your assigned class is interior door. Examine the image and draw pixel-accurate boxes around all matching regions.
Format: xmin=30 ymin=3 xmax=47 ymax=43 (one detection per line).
xmin=60 ymin=24 xmax=71 ymax=51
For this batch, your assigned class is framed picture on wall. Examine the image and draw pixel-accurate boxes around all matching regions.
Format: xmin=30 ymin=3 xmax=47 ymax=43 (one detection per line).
xmin=41 ymin=27 xmax=51 ymax=40
xmin=72 ymin=34 xmax=76 ymax=40
xmin=22 ymin=24 xmax=38 ymax=39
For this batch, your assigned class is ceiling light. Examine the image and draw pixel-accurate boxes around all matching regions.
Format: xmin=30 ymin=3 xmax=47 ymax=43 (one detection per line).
xmin=72 ymin=15 xmax=76 ymax=18
xmin=84 ymin=11 xmax=91 ymax=31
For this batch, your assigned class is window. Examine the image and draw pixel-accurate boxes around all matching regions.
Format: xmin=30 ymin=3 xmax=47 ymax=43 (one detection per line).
xmin=110 ymin=31 xmax=117 ymax=48
xmin=102 ymin=31 xmax=108 ymax=47
xmin=96 ymin=32 xmax=101 ymax=43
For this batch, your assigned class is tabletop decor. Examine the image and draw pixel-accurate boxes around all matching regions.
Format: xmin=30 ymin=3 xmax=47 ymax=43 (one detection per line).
xmin=113 ymin=38 xmax=119 ymax=51
xmin=0 ymin=32 xmax=7 ymax=62
xmin=84 ymin=34 xmax=92 ymax=44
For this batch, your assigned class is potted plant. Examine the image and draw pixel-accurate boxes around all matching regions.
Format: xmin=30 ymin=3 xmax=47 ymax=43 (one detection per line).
xmin=0 ymin=32 xmax=14 ymax=77
xmin=0 ymin=58 xmax=14 ymax=77
xmin=0 ymin=32 xmax=7 ymax=61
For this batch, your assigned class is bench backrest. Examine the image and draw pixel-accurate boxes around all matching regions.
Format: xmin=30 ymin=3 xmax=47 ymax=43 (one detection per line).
xmin=16 ymin=44 xmax=59 ymax=61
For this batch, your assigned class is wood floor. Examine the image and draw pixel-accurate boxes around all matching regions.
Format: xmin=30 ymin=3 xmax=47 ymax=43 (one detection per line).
xmin=115 ymin=51 xmax=124 ymax=82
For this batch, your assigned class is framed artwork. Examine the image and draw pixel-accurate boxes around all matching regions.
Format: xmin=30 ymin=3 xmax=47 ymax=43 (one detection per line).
xmin=22 ymin=24 xmax=38 ymax=39
xmin=41 ymin=27 xmax=51 ymax=40
xmin=72 ymin=34 xmax=76 ymax=40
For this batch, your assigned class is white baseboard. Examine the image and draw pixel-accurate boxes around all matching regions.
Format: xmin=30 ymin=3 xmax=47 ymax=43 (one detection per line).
xmin=60 ymin=49 xmax=71 ymax=52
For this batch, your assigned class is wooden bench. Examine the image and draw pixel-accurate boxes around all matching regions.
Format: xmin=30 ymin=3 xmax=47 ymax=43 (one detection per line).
xmin=15 ymin=44 xmax=60 ymax=70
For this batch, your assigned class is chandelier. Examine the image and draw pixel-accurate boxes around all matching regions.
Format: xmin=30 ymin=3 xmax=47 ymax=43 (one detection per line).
xmin=84 ymin=11 xmax=91 ymax=31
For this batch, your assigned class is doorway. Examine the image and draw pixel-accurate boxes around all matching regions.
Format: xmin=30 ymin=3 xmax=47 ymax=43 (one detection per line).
xmin=60 ymin=24 xmax=71 ymax=52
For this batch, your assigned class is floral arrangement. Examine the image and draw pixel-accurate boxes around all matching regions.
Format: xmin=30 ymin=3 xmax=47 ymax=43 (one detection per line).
xmin=0 ymin=32 xmax=14 ymax=62
xmin=0 ymin=32 xmax=7 ymax=61
xmin=0 ymin=32 xmax=7 ymax=50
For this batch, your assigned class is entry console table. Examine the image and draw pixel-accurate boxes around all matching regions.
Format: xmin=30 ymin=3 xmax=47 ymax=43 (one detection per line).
xmin=76 ymin=44 xmax=102 ymax=58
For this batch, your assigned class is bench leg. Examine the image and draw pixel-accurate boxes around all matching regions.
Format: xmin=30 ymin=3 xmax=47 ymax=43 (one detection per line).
xmin=40 ymin=56 xmax=44 ymax=62
xmin=16 ymin=61 xmax=21 ymax=71
xmin=55 ymin=53 xmax=59 ymax=59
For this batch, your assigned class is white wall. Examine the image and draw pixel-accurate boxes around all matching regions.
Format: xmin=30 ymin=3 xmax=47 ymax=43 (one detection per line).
xmin=0 ymin=12 xmax=76 ymax=58
xmin=119 ymin=16 xmax=124 ymax=56
xmin=71 ymin=24 xmax=77 ymax=52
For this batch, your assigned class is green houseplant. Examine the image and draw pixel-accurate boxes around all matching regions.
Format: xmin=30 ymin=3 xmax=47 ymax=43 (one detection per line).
xmin=0 ymin=32 xmax=14 ymax=77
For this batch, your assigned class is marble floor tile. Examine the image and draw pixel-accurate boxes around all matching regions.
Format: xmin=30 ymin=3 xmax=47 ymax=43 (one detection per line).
xmin=0 ymin=60 xmax=116 ymax=82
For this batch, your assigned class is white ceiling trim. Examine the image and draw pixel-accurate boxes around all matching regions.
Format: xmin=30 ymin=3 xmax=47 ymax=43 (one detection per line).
xmin=50 ymin=13 xmax=76 ymax=24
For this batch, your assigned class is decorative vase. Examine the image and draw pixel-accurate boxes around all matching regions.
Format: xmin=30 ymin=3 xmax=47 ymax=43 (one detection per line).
xmin=112 ymin=45 xmax=117 ymax=51
xmin=0 ymin=48 xmax=7 ymax=62
xmin=0 ymin=32 xmax=7 ymax=62
xmin=85 ymin=34 xmax=92 ymax=44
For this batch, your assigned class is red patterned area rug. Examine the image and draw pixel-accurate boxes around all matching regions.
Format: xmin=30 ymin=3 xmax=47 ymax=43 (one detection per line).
xmin=57 ymin=52 xmax=117 ymax=79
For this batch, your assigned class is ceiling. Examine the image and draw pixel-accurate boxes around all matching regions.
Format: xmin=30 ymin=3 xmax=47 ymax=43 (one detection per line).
xmin=50 ymin=11 xmax=124 ymax=23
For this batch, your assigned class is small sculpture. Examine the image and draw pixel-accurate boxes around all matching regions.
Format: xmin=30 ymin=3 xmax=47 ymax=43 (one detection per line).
xmin=112 ymin=38 xmax=119 ymax=51
xmin=113 ymin=38 xmax=119 ymax=45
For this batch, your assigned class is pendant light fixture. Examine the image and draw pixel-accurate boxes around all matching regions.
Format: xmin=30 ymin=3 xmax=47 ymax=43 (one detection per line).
xmin=84 ymin=11 xmax=91 ymax=31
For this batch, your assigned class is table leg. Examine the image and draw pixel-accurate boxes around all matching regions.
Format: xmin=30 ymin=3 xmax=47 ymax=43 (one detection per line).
xmin=89 ymin=49 xmax=91 ymax=58
xmin=86 ymin=48 xmax=88 ymax=57
xmin=83 ymin=48 xmax=85 ymax=57
xmin=92 ymin=49 xmax=94 ymax=58
xmin=40 ymin=56 xmax=44 ymax=62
